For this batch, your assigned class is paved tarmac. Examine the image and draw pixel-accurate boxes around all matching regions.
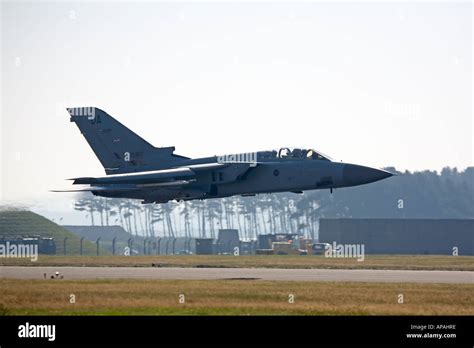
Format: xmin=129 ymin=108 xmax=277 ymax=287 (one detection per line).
xmin=1 ymin=266 xmax=473 ymax=283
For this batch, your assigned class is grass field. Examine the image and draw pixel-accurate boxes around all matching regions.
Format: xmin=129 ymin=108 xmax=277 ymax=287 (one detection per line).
xmin=0 ymin=278 xmax=472 ymax=315
xmin=1 ymin=254 xmax=473 ymax=271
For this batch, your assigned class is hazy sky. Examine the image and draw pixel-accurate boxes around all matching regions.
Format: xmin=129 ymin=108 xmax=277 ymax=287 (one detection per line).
xmin=1 ymin=1 xmax=472 ymax=209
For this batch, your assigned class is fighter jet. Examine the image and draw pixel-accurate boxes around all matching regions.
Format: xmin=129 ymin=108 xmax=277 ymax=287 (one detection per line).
xmin=57 ymin=107 xmax=393 ymax=203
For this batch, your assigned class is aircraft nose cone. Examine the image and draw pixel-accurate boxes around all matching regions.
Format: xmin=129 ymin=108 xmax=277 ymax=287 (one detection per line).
xmin=343 ymin=164 xmax=393 ymax=186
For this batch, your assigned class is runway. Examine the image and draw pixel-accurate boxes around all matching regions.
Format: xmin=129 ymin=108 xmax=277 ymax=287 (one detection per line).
xmin=1 ymin=266 xmax=473 ymax=283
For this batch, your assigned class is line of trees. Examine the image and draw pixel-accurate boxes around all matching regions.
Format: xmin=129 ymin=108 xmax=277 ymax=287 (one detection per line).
xmin=73 ymin=167 xmax=474 ymax=239
xmin=73 ymin=195 xmax=309 ymax=240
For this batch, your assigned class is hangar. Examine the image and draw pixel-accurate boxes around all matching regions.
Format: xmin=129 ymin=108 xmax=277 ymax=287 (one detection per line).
xmin=319 ymin=219 xmax=474 ymax=255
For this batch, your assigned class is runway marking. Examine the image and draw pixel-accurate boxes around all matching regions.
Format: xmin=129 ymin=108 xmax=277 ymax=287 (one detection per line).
xmin=1 ymin=266 xmax=473 ymax=284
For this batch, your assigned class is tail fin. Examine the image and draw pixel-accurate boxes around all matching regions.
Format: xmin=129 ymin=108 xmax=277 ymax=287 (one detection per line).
xmin=67 ymin=107 xmax=188 ymax=174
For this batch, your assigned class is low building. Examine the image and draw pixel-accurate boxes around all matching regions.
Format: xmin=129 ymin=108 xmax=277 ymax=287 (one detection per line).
xmin=195 ymin=238 xmax=214 ymax=255
xmin=217 ymin=229 xmax=239 ymax=254
xmin=319 ymin=219 xmax=474 ymax=255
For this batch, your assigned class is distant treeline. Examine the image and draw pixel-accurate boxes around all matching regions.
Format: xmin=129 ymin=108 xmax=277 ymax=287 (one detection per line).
xmin=73 ymin=167 xmax=474 ymax=239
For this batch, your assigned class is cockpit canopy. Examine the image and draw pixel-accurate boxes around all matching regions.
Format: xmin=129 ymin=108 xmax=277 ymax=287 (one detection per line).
xmin=258 ymin=148 xmax=332 ymax=161
xmin=278 ymin=147 xmax=331 ymax=161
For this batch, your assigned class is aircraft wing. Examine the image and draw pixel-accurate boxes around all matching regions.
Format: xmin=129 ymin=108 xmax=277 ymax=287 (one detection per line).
xmin=51 ymin=185 xmax=138 ymax=193
xmin=51 ymin=179 xmax=195 ymax=193
xmin=57 ymin=162 xmax=258 ymax=193
xmin=70 ymin=162 xmax=257 ymax=185
xmin=70 ymin=167 xmax=195 ymax=185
